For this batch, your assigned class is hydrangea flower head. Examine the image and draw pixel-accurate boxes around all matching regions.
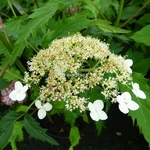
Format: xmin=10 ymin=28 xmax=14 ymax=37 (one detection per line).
xmin=24 ymin=33 xmax=133 ymax=112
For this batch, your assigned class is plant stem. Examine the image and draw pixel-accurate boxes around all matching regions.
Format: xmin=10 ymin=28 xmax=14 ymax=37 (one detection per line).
xmin=27 ymin=41 xmax=39 ymax=53
xmin=107 ymin=0 xmax=124 ymax=44
xmin=119 ymin=0 xmax=150 ymax=28
xmin=0 ymin=17 xmax=12 ymax=52
xmin=0 ymin=61 xmax=10 ymax=77
xmin=7 ymin=0 xmax=17 ymax=17
xmin=114 ymin=0 xmax=124 ymax=27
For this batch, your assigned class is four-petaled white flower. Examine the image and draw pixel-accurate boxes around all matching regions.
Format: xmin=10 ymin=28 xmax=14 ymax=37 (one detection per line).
xmin=125 ymin=59 xmax=133 ymax=73
xmin=117 ymin=92 xmax=139 ymax=114
xmin=132 ymin=82 xmax=146 ymax=99
xmin=88 ymin=100 xmax=108 ymax=121
xmin=35 ymin=100 xmax=52 ymax=119
xmin=9 ymin=81 xmax=28 ymax=101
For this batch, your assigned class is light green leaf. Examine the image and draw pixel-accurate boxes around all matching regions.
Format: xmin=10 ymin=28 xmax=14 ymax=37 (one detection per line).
xmin=23 ymin=114 xmax=59 ymax=146
xmin=69 ymin=126 xmax=80 ymax=148
xmin=90 ymin=19 xmax=130 ymax=33
xmin=16 ymin=105 xmax=28 ymax=112
xmin=130 ymin=25 xmax=150 ymax=46
xmin=9 ymin=121 xmax=24 ymax=150
xmin=0 ymin=111 xmax=23 ymax=149
xmin=2 ymin=67 xmax=23 ymax=81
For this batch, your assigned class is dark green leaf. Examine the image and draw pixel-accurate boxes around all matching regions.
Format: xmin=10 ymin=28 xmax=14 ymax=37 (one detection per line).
xmin=23 ymin=114 xmax=59 ymax=146
xmin=132 ymin=58 xmax=150 ymax=75
xmin=121 ymin=6 xmax=139 ymax=20
xmin=95 ymin=120 xmax=104 ymax=135
xmin=0 ymin=0 xmax=7 ymax=9
xmin=0 ymin=78 xmax=10 ymax=91
xmin=109 ymin=42 xmax=124 ymax=54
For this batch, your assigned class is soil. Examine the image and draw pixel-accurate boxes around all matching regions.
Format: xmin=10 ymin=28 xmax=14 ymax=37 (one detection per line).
xmin=5 ymin=104 xmax=149 ymax=150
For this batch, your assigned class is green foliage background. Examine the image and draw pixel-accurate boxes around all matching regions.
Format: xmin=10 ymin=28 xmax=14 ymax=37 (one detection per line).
xmin=0 ymin=0 xmax=150 ymax=149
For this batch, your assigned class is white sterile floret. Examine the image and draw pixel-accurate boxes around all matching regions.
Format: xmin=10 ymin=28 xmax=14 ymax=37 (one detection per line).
xmin=9 ymin=81 xmax=28 ymax=101
xmin=132 ymin=82 xmax=146 ymax=99
xmin=125 ymin=59 xmax=133 ymax=73
xmin=88 ymin=100 xmax=108 ymax=121
xmin=117 ymin=92 xmax=139 ymax=114
xmin=35 ymin=100 xmax=52 ymax=119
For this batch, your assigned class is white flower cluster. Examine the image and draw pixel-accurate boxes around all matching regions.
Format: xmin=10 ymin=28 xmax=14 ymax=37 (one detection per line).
xmin=8 ymin=33 xmax=146 ymax=120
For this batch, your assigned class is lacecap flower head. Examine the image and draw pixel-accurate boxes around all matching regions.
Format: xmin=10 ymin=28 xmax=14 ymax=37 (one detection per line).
xmin=24 ymin=33 xmax=133 ymax=118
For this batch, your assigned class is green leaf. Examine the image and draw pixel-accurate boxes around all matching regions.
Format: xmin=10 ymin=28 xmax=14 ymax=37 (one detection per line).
xmin=132 ymin=58 xmax=150 ymax=75
xmin=29 ymin=2 xmax=59 ymax=19
xmin=0 ymin=0 xmax=7 ymax=9
xmin=0 ymin=78 xmax=10 ymax=91
xmin=5 ymin=17 xmax=24 ymax=37
xmin=64 ymin=110 xmax=78 ymax=125
xmin=129 ymin=72 xmax=150 ymax=146
xmin=90 ymin=19 xmax=130 ymax=33
xmin=100 ymin=0 xmax=119 ymax=20
xmin=84 ymin=0 xmax=101 ymax=19
xmin=0 ymin=40 xmax=10 ymax=56
xmin=23 ymin=114 xmax=59 ymax=146
xmin=130 ymin=25 xmax=150 ymax=46
xmin=0 ymin=111 xmax=23 ymax=149
xmin=9 ymin=121 xmax=24 ymax=150
xmin=109 ymin=42 xmax=124 ymax=54
xmin=95 ymin=120 xmax=104 ymax=135
xmin=2 ymin=67 xmax=23 ymax=81
xmin=121 ymin=5 xmax=139 ymax=20
xmin=69 ymin=126 xmax=80 ymax=148
xmin=79 ymin=86 xmax=105 ymax=103
xmin=81 ymin=113 xmax=89 ymax=124
xmin=43 ymin=11 xmax=92 ymax=45
xmin=10 ymin=1 xmax=59 ymax=65
xmin=137 ymin=14 xmax=150 ymax=26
